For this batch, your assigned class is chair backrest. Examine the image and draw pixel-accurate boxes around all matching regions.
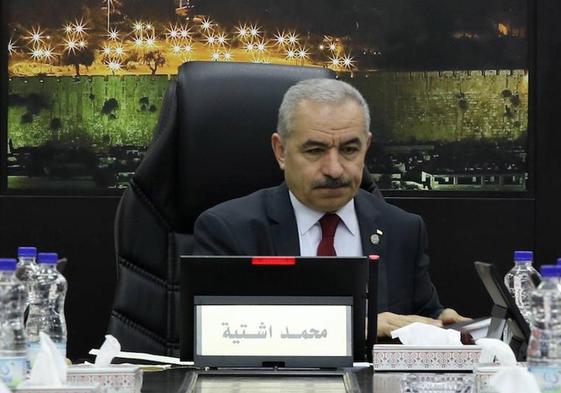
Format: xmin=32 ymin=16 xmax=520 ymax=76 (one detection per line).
xmin=108 ymin=62 xmax=335 ymax=355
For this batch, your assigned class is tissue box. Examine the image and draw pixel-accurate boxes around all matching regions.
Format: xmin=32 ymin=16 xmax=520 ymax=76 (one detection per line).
xmin=373 ymin=344 xmax=481 ymax=371
xmin=66 ymin=365 xmax=143 ymax=393
xmin=15 ymin=384 xmax=102 ymax=393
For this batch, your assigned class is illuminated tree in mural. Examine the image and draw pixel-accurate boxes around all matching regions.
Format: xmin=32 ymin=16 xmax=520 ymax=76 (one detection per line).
xmin=61 ymin=48 xmax=95 ymax=76
xmin=143 ymin=50 xmax=166 ymax=75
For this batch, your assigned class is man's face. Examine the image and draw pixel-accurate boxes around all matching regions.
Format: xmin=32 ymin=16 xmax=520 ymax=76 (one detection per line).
xmin=272 ymin=99 xmax=372 ymax=213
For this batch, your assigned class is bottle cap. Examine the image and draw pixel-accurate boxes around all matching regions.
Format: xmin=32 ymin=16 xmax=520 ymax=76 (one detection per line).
xmin=37 ymin=252 xmax=58 ymax=265
xmin=17 ymin=246 xmax=37 ymax=258
xmin=514 ymin=250 xmax=533 ymax=264
xmin=540 ymin=265 xmax=561 ymax=277
xmin=0 ymin=258 xmax=17 ymax=271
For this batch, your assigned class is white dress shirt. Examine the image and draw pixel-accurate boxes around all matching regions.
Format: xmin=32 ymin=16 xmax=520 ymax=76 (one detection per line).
xmin=288 ymin=191 xmax=363 ymax=256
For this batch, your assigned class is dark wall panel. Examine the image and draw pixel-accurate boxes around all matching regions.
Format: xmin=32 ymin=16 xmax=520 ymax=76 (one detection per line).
xmin=390 ymin=197 xmax=535 ymax=318
xmin=0 ymin=196 xmax=120 ymax=360
xmin=535 ymin=0 xmax=561 ymax=265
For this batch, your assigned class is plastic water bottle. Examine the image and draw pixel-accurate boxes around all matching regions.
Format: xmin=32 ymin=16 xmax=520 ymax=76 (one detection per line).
xmin=15 ymin=247 xmax=38 ymax=310
xmin=527 ymin=265 xmax=561 ymax=392
xmin=504 ymin=250 xmax=542 ymax=323
xmin=26 ymin=252 xmax=67 ymax=363
xmin=40 ymin=253 xmax=67 ymax=358
xmin=0 ymin=258 xmax=28 ymax=388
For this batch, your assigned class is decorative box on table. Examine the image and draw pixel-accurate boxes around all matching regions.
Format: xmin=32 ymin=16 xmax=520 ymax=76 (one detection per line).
xmin=66 ymin=365 xmax=143 ymax=393
xmin=373 ymin=344 xmax=481 ymax=371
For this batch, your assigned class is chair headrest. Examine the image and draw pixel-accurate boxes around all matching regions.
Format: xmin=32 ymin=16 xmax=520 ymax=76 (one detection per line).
xmin=134 ymin=62 xmax=335 ymax=230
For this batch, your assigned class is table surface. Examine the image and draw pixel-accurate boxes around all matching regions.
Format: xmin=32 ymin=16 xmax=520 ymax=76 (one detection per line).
xmin=140 ymin=366 xmax=473 ymax=393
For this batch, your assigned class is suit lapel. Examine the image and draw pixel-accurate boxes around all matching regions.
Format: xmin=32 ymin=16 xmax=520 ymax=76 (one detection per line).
xmin=355 ymin=190 xmax=389 ymax=312
xmin=266 ymin=184 xmax=301 ymax=256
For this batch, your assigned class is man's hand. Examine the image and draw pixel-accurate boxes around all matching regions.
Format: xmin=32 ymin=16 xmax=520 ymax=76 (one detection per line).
xmin=377 ymin=312 xmax=443 ymax=337
xmin=438 ymin=308 xmax=472 ymax=325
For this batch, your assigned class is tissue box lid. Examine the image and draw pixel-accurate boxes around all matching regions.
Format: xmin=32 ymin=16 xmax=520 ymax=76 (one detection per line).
xmin=67 ymin=365 xmax=141 ymax=375
xmin=14 ymin=383 xmax=102 ymax=393
xmin=373 ymin=344 xmax=481 ymax=371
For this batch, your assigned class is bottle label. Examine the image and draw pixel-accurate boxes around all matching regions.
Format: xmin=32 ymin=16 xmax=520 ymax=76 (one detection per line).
xmin=0 ymin=356 xmax=27 ymax=388
xmin=529 ymin=365 xmax=561 ymax=393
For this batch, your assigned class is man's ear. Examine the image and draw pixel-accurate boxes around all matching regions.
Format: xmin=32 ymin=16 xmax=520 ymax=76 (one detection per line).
xmin=366 ymin=131 xmax=372 ymax=150
xmin=271 ymin=132 xmax=286 ymax=170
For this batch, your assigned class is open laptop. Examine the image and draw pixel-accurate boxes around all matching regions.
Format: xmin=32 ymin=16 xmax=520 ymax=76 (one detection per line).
xmin=179 ymin=255 xmax=378 ymax=366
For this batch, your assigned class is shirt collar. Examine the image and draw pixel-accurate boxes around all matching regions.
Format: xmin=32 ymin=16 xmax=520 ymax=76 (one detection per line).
xmin=288 ymin=191 xmax=359 ymax=237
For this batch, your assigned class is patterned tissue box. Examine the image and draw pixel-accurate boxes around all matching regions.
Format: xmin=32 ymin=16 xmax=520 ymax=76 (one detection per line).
xmin=373 ymin=344 xmax=482 ymax=371
xmin=66 ymin=365 xmax=143 ymax=393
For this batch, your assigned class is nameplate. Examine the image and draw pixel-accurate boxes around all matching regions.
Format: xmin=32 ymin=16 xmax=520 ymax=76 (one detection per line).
xmin=194 ymin=296 xmax=353 ymax=367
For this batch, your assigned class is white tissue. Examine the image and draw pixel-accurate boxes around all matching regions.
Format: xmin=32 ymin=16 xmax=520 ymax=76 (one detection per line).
xmin=391 ymin=322 xmax=462 ymax=345
xmin=490 ymin=367 xmax=541 ymax=393
xmin=476 ymin=338 xmax=517 ymax=366
xmin=27 ymin=332 xmax=67 ymax=387
xmin=94 ymin=335 xmax=121 ymax=367
xmin=0 ymin=379 xmax=11 ymax=393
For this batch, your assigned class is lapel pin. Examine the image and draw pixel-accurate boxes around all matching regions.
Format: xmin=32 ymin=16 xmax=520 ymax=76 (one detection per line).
xmin=370 ymin=234 xmax=380 ymax=245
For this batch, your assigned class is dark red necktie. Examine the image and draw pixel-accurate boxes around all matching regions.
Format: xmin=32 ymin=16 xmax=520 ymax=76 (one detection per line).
xmin=316 ymin=214 xmax=341 ymax=256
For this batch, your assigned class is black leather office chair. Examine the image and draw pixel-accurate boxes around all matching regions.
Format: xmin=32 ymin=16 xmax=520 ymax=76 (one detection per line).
xmin=108 ymin=61 xmax=352 ymax=355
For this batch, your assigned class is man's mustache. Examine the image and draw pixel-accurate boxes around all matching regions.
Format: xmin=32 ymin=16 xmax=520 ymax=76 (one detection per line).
xmin=312 ymin=177 xmax=352 ymax=189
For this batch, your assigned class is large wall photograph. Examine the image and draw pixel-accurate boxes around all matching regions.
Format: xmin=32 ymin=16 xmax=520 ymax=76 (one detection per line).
xmin=7 ymin=0 xmax=528 ymax=191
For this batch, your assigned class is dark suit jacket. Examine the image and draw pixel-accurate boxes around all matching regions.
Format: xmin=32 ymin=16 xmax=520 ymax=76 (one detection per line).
xmin=193 ymin=183 xmax=444 ymax=318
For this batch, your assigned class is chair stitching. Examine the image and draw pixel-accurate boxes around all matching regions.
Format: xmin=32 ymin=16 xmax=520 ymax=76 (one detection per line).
xmin=111 ymin=311 xmax=167 ymax=345
xmin=129 ymin=180 xmax=172 ymax=232
xmin=118 ymin=256 xmax=179 ymax=291
xmin=111 ymin=311 xmax=179 ymax=348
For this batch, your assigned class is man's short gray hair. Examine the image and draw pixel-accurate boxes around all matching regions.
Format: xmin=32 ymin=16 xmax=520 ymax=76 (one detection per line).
xmin=277 ymin=78 xmax=370 ymax=139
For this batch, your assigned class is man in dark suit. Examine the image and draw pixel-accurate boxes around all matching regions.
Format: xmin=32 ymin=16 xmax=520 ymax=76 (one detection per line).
xmin=193 ymin=78 xmax=468 ymax=336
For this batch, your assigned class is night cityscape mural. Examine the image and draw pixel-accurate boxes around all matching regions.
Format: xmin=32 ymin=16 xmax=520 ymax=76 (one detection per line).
xmin=7 ymin=0 xmax=528 ymax=191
